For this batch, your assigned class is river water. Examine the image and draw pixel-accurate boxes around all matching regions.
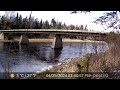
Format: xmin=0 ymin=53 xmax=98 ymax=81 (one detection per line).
xmin=0 ymin=42 xmax=107 ymax=73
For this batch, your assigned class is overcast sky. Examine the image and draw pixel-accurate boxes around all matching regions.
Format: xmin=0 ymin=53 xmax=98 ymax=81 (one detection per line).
xmin=0 ymin=11 xmax=112 ymax=32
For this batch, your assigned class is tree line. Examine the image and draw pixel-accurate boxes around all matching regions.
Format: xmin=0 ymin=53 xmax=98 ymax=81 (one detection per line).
xmin=0 ymin=13 xmax=89 ymax=30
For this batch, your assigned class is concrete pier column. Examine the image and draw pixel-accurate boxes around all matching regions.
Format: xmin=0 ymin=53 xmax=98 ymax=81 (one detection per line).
xmin=19 ymin=34 xmax=29 ymax=44
xmin=0 ymin=32 xmax=4 ymax=40
xmin=51 ymin=34 xmax=63 ymax=49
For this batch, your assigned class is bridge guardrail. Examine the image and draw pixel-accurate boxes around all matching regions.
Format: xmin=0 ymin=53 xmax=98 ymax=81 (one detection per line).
xmin=0 ymin=29 xmax=106 ymax=34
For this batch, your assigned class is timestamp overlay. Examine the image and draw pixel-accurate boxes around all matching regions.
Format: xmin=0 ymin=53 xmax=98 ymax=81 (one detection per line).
xmin=0 ymin=72 xmax=120 ymax=79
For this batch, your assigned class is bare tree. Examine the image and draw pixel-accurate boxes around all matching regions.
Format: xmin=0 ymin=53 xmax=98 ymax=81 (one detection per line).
xmin=4 ymin=11 xmax=16 ymax=19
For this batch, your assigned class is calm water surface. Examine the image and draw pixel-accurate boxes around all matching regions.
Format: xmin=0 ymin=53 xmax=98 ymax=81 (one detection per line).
xmin=0 ymin=42 xmax=107 ymax=72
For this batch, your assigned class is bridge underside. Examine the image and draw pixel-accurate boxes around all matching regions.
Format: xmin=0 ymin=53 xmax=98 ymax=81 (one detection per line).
xmin=0 ymin=32 xmax=106 ymax=49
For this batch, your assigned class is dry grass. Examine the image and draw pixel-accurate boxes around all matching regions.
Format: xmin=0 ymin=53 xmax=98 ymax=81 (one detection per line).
xmin=87 ymin=32 xmax=120 ymax=77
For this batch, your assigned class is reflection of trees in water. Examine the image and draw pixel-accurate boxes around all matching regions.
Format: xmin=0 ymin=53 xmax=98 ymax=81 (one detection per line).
xmin=3 ymin=42 xmax=19 ymax=53
xmin=19 ymin=43 xmax=43 ymax=63
xmin=21 ymin=43 xmax=52 ymax=62
xmin=75 ymin=42 xmax=106 ymax=56
xmin=0 ymin=42 xmax=4 ymax=51
xmin=0 ymin=43 xmax=28 ymax=72
xmin=91 ymin=43 xmax=98 ymax=54
xmin=29 ymin=43 xmax=62 ymax=63
xmin=19 ymin=43 xmax=62 ymax=64
xmin=0 ymin=42 xmax=41 ymax=78
xmin=0 ymin=41 xmax=107 ymax=78
xmin=0 ymin=43 xmax=16 ymax=78
xmin=97 ymin=42 xmax=106 ymax=53
xmin=0 ymin=55 xmax=13 ymax=69
xmin=78 ymin=43 xmax=85 ymax=56
xmin=2 ymin=42 xmax=62 ymax=64
xmin=1 ymin=42 xmax=64 ymax=78
xmin=90 ymin=42 xmax=106 ymax=54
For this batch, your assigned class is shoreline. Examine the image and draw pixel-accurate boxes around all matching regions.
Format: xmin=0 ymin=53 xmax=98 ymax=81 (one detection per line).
xmin=31 ymin=54 xmax=92 ymax=79
xmin=0 ymin=38 xmax=106 ymax=43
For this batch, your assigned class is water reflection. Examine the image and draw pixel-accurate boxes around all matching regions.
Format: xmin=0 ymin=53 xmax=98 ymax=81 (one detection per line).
xmin=0 ymin=42 xmax=107 ymax=72
xmin=0 ymin=42 xmax=4 ymax=51
xmin=51 ymin=48 xmax=62 ymax=62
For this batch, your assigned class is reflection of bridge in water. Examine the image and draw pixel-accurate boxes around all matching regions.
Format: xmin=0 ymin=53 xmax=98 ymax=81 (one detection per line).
xmin=0 ymin=29 xmax=106 ymax=49
xmin=0 ymin=42 xmax=62 ymax=62
xmin=0 ymin=41 xmax=107 ymax=73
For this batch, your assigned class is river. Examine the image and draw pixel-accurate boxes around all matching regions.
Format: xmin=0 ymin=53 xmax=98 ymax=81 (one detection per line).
xmin=0 ymin=42 xmax=107 ymax=73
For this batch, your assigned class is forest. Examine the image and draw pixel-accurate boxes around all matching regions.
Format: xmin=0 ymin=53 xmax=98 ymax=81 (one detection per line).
xmin=0 ymin=12 xmax=89 ymax=31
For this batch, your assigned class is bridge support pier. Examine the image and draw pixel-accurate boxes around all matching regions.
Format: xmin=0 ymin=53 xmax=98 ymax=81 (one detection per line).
xmin=19 ymin=34 xmax=29 ymax=44
xmin=51 ymin=34 xmax=63 ymax=49
xmin=0 ymin=32 xmax=4 ymax=40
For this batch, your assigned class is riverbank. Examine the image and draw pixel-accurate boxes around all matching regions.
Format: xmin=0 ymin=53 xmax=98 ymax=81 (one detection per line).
xmin=0 ymin=38 xmax=106 ymax=43
xmin=30 ymin=54 xmax=92 ymax=79
xmin=31 ymin=52 xmax=115 ymax=79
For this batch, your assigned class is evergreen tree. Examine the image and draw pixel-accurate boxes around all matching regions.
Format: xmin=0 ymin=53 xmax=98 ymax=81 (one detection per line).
xmin=84 ymin=25 xmax=88 ymax=30
xmin=22 ymin=17 xmax=29 ymax=29
xmin=69 ymin=24 xmax=75 ymax=30
xmin=80 ymin=25 xmax=84 ymax=30
xmin=0 ymin=16 xmax=5 ymax=29
xmin=51 ymin=18 xmax=56 ymax=29
xmin=57 ymin=22 xmax=62 ymax=29
xmin=0 ymin=12 xmax=90 ymax=31
xmin=34 ymin=19 xmax=39 ymax=29
xmin=63 ymin=23 xmax=67 ymax=29
xmin=15 ymin=12 xmax=19 ymax=29
xmin=42 ymin=21 xmax=45 ymax=29
xmin=18 ymin=15 xmax=23 ymax=29
xmin=44 ymin=20 xmax=50 ymax=29
xmin=39 ymin=19 xmax=43 ymax=29
xmin=30 ymin=18 xmax=39 ymax=29
xmin=75 ymin=25 xmax=79 ymax=30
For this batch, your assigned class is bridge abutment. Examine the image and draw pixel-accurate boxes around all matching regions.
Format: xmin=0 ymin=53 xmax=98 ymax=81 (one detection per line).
xmin=19 ymin=34 xmax=29 ymax=44
xmin=51 ymin=34 xmax=63 ymax=49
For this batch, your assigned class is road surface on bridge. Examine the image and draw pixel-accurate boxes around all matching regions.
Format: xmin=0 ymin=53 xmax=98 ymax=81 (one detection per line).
xmin=0 ymin=29 xmax=106 ymax=36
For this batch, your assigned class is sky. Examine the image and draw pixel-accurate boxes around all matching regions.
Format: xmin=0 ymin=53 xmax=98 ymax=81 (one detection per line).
xmin=0 ymin=11 xmax=113 ymax=32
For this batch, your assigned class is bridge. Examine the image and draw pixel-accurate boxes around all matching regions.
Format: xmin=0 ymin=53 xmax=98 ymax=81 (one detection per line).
xmin=0 ymin=29 xmax=106 ymax=49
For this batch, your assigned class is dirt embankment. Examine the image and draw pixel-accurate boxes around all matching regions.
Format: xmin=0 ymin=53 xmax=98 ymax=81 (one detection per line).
xmin=31 ymin=54 xmax=91 ymax=79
